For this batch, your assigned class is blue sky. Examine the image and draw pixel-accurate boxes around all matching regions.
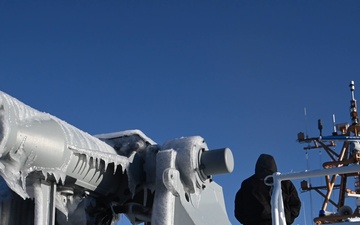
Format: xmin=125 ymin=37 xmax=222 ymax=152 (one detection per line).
xmin=1 ymin=1 xmax=360 ymax=225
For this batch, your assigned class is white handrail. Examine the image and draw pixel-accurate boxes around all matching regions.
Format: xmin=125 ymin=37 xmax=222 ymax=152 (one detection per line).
xmin=270 ymin=164 xmax=360 ymax=225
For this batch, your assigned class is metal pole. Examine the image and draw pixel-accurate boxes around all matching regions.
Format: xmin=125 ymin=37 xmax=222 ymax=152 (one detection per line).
xmin=34 ymin=180 xmax=56 ymax=225
xmin=271 ymin=173 xmax=287 ymax=225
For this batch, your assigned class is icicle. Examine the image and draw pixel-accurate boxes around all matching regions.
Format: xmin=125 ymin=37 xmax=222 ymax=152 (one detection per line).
xmin=92 ymin=157 xmax=96 ymax=168
xmin=44 ymin=171 xmax=50 ymax=181
xmin=113 ymin=163 xmax=118 ymax=175
xmin=121 ymin=163 xmax=127 ymax=173
xmin=103 ymin=159 xmax=109 ymax=171
xmin=42 ymin=170 xmax=48 ymax=180
xmin=83 ymin=154 xmax=91 ymax=171
xmin=59 ymin=173 xmax=66 ymax=185
xmin=53 ymin=172 xmax=60 ymax=183
xmin=96 ymin=158 xmax=100 ymax=170
xmin=21 ymin=173 xmax=27 ymax=194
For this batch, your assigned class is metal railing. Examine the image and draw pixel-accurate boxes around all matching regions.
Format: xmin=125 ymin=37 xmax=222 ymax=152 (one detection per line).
xmin=269 ymin=164 xmax=360 ymax=225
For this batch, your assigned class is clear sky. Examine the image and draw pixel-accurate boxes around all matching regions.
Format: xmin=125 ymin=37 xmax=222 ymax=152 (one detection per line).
xmin=1 ymin=1 xmax=360 ymax=225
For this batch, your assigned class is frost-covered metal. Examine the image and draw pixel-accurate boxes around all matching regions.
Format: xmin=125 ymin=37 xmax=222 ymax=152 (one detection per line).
xmin=0 ymin=91 xmax=234 ymax=225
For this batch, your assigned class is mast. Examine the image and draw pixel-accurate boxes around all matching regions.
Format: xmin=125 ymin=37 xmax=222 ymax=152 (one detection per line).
xmin=297 ymin=81 xmax=360 ymax=224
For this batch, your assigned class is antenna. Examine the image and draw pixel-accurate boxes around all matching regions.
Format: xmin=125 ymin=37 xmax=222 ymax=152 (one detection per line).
xmin=332 ymin=114 xmax=337 ymax=135
xmin=318 ymin=119 xmax=323 ymax=137
xmin=350 ymin=81 xmax=358 ymax=125
xmin=304 ymin=107 xmax=309 ymax=139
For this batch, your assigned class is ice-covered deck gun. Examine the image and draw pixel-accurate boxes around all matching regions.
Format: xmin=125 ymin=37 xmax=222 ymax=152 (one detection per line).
xmin=0 ymin=91 xmax=234 ymax=225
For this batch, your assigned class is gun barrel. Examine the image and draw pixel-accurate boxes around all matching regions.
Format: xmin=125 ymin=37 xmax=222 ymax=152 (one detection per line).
xmin=0 ymin=92 xmax=128 ymax=198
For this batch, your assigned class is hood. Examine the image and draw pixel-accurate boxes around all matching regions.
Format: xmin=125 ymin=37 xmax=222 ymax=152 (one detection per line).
xmin=255 ymin=154 xmax=278 ymax=178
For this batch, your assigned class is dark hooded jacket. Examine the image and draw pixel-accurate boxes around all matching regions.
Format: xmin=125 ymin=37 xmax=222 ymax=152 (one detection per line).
xmin=234 ymin=154 xmax=301 ymax=225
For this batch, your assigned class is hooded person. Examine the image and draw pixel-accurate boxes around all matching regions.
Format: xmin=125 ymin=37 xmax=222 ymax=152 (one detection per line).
xmin=234 ymin=154 xmax=301 ymax=225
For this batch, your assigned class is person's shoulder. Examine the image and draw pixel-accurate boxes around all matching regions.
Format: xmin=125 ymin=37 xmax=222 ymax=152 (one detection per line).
xmin=282 ymin=179 xmax=295 ymax=186
xmin=241 ymin=174 xmax=257 ymax=185
xmin=281 ymin=180 xmax=297 ymax=191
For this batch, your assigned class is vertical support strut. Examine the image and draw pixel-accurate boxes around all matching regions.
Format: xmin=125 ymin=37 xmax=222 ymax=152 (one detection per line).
xmin=34 ymin=180 xmax=57 ymax=225
xmin=152 ymin=150 xmax=178 ymax=225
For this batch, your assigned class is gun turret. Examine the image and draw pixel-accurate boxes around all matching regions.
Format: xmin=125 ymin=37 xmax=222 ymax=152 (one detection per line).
xmin=0 ymin=91 xmax=234 ymax=225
